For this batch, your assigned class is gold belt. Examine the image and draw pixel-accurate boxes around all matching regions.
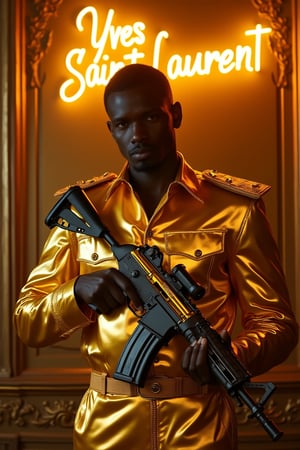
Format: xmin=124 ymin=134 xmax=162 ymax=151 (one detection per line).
xmin=90 ymin=371 xmax=214 ymax=399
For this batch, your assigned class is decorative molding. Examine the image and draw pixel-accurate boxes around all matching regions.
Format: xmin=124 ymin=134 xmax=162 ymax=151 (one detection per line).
xmin=0 ymin=394 xmax=299 ymax=429
xmin=236 ymin=396 xmax=300 ymax=426
xmin=0 ymin=398 xmax=77 ymax=428
xmin=26 ymin=0 xmax=63 ymax=88
xmin=251 ymin=0 xmax=291 ymax=88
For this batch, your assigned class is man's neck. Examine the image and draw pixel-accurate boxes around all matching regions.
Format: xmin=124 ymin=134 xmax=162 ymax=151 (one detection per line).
xmin=129 ymin=156 xmax=179 ymax=219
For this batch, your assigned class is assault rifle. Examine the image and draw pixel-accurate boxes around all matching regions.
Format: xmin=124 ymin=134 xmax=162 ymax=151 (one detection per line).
xmin=45 ymin=185 xmax=283 ymax=441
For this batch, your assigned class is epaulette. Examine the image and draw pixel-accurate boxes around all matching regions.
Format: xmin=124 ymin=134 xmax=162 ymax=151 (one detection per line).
xmin=54 ymin=172 xmax=117 ymax=196
xmin=202 ymin=169 xmax=271 ymax=199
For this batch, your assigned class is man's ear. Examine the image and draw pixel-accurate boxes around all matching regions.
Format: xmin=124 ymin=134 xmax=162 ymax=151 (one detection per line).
xmin=171 ymin=101 xmax=182 ymax=129
xmin=106 ymin=121 xmax=112 ymax=132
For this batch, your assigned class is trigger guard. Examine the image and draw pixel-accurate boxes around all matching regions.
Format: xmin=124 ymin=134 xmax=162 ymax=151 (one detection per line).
xmin=127 ymin=298 xmax=144 ymax=318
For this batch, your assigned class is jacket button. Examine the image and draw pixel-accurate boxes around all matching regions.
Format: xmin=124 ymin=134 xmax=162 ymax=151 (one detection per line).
xmin=151 ymin=382 xmax=161 ymax=393
xmin=194 ymin=249 xmax=202 ymax=258
xmin=91 ymin=252 xmax=98 ymax=261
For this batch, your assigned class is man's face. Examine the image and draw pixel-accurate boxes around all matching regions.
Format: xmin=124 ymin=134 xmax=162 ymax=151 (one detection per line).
xmin=106 ymin=85 xmax=182 ymax=173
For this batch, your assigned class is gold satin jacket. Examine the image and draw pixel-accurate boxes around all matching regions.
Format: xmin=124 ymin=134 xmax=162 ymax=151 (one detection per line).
xmin=14 ymin=155 xmax=298 ymax=450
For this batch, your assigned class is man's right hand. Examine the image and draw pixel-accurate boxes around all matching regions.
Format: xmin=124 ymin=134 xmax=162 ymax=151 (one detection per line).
xmin=74 ymin=268 xmax=142 ymax=315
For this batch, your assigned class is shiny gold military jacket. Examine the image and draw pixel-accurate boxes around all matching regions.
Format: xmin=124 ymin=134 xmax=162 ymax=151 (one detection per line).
xmin=14 ymin=155 xmax=298 ymax=450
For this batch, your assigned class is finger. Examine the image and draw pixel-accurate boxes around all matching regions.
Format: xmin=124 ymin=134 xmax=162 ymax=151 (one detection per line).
xmin=182 ymin=338 xmax=211 ymax=384
xmin=195 ymin=338 xmax=211 ymax=383
xmin=93 ymin=287 xmax=125 ymax=314
xmin=115 ymin=273 xmax=143 ymax=311
xmin=182 ymin=339 xmax=202 ymax=373
xmin=189 ymin=339 xmax=202 ymax=371
xmin=181 ymin=344 xmax=193 ymax=371
xmin=88 ymin=274 xmax=128 ymax=314
xmin=219 ymin=329 xmax=231 ymax=347
xmin=195 ymin=337 xmax=208 ymax=368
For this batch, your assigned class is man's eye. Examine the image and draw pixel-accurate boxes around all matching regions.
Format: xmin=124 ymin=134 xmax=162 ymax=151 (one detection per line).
xmin=115 ymin=121 xmax=128 ymax=129
xmin=147 ymin=114 xmax=159 ymax=121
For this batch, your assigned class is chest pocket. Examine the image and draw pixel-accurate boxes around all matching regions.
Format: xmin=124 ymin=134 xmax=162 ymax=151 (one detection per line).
xmin=164 ymin=229 xmax=226 ymax=290
xmin=76 ymin=235 xmax=116 ymax=271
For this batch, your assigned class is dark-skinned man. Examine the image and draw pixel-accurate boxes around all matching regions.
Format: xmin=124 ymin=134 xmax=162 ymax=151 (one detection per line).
xmin=14 ymin=64 xmax=298 ymax=450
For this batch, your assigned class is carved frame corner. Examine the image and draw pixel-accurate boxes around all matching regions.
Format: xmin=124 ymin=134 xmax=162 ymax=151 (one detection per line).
xmin=251 ymin=0 xmax=291 ymax=88
xmin=26 ymin=0 xmax=63 ymax=89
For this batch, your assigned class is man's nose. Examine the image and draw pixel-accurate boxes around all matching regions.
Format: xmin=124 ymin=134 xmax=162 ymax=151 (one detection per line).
xmin=131 ymin=121 xmax=147 ymax=143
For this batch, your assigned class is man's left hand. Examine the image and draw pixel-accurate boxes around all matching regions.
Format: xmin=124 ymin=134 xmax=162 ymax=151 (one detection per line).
xmin=181 ymin=330 xmax=231 ymax=384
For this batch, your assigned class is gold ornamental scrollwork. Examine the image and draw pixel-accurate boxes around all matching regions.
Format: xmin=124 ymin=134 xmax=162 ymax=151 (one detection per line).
xmin=236 ymin=397 xmax=300 ymax=426
xmin=251 ymin=0 xmax=291 ymax=88
xmin=0 ymin=395 xmax=299 ymax=428
xmin=26 ymin=0 xmax=63 ymax=88
xmin=0 ymin=398 xmax=77 ymax=428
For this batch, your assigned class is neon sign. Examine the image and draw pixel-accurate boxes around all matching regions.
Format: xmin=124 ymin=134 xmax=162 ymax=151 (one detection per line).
xmin=59 ymin=6 xmax=272 ymax=103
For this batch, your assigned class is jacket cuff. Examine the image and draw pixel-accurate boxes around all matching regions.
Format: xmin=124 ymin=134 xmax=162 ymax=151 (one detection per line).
xmin=51 ymin=279 xmax=97 ymax=335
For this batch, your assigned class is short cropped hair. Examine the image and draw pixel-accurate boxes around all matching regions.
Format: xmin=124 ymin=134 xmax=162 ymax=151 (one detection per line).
xmin=104 ymin=64 xmax=173 ymax=112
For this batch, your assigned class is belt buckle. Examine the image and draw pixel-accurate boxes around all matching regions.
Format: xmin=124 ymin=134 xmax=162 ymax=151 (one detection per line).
xmin=138 ymin=378 xmax=175 ymax=399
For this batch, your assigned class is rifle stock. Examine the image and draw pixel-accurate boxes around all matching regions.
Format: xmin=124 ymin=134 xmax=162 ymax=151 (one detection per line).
xmin=45 ymin=185 xmax=283 ymax=441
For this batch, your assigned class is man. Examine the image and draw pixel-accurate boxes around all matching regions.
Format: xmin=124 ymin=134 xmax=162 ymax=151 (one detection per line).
xmin=14 ymin=64 xmax=298 ymax=449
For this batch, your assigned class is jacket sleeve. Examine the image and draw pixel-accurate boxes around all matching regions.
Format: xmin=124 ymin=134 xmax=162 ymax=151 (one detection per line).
xmin=13 ymin=227 xmax=97 ymax=348
xmin=229 ymin=198 xmax=298 ymax=375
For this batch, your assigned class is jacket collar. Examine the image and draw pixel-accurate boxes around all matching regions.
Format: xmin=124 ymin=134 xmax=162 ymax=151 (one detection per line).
xmin=105 ymin=152 xmax=204 ymax=203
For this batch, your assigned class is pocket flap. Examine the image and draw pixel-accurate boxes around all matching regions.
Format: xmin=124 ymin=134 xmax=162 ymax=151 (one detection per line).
xmin=77 ymin=235 xmax=114 ymax=265
xmin=165 ymin=230 xmax=226 ymax=261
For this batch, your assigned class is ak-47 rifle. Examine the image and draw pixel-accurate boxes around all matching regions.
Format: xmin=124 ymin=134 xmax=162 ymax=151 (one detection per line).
xmin=45 ymin=185 xmax=283 ymax=441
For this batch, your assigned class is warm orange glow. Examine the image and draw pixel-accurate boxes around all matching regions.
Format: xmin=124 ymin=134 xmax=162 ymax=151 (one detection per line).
xmin=59 ymin=6 xmax=272 ymax=103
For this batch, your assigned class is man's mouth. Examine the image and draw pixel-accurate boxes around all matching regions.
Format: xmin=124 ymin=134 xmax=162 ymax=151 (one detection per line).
xmin=129 ymin=146 xmax=152 ymax=159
